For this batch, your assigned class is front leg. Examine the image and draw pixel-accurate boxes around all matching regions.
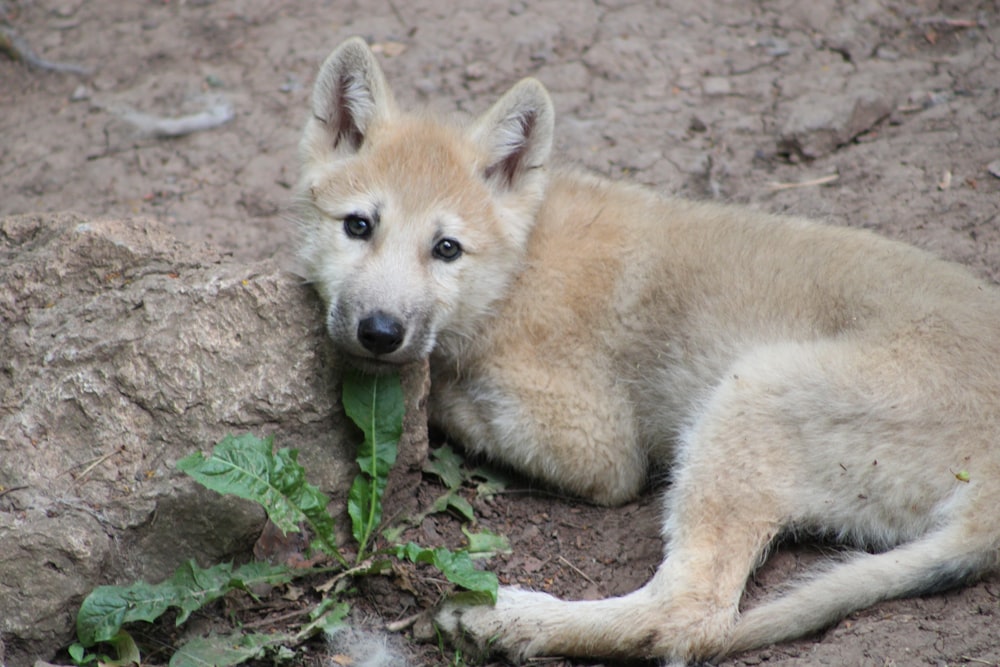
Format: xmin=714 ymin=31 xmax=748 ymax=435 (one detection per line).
xmin=429 ymin=357 xmax=644 ymax=506
xmin=436 ymin=586 xmax=668 ymax=663
xmin=434 ymin=560 xmax=746 ymax=665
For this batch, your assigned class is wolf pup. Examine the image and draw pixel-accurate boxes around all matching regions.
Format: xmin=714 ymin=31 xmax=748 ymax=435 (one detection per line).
xmin=297 ymin=38 xmax=1000 ymax=664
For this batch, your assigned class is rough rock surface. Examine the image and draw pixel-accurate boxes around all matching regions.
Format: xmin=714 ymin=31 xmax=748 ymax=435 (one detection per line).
xmin=0 ymin=213 xmax=352 ymax=667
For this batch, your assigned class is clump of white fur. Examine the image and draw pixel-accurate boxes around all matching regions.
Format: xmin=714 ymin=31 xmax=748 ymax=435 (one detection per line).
xmin=325 ymin=627 xmax=410 ymax=667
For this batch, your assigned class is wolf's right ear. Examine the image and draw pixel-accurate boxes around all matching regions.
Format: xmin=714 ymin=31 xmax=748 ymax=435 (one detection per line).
xmin=310 ymin=37 xmax=396 ymax=154
xmin=470 ymin=78 xmax=554 ymax=192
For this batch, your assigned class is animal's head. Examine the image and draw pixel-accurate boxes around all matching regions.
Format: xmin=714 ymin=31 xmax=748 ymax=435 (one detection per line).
xmin=296 ymin=37 xmax=554 ymax=373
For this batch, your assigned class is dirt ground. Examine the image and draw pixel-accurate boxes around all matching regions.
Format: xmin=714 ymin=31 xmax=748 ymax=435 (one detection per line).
xmin=3 ymin=0 xmax=1000 ymax=665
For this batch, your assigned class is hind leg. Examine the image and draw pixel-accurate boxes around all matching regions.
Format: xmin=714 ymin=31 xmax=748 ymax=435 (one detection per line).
xmin=437 ymin=346 xmax=836 ymax=662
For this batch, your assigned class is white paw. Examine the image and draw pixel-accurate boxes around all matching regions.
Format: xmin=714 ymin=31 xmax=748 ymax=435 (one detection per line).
xmin=435 ymin=586 xmax=559 ymax=660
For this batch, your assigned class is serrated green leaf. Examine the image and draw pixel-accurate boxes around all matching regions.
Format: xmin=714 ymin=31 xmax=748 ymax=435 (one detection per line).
xmin=341 ymin=372 xmax=404 ymax=475
xmin=445 ymin=589 xmax=497 ymax=606
xmin=229 ymin=561 xmax=298 ymax=594
xmin=178 ymin=434 xmax=340 ymax=561
xmin=68 ymin=642 xmax=96 ymax=665
xmin=170 ymin=561 xmax=240 ymax=624
xmin=347 ymin=475 xmax=377 ymax=545
xmin=462 ymin=527 xmax=511 ymax=558
xmin=99 ymin=630 xmax=141 ymax=667
xmin=341 ymin=371 xmax=404 ymax=559
xmin=471 ymin=466 xmax=511 ymax=498
xmin=169 ymin=631 xmax=287 ymax=667
xmin=76 ymin=560 xmax=296 ymax=647
xmin=446 ymin=494 xmax=476 ymax=522
xmin=394 ymin=543 xmax=498 ymax=603
xmin=299 ymin=599 xmax=350 ymax=639
xmin=424 ymin=444 xmax=464 ymax=490
xmin=77 ymin=579 xmax=174 ymax=647
xmin=380 ymin=523 xmax=406 ymax=543
xmin=429 ymin=549 xmax=498 ymax=601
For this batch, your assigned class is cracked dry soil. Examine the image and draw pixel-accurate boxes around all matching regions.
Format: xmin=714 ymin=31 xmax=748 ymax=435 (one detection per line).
xmin=3 ymin=0 xmax=1000 ymax=665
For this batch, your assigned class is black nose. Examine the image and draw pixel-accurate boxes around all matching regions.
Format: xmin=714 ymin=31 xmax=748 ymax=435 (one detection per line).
xmin=357 ymin=312 xmax=405 ymax=355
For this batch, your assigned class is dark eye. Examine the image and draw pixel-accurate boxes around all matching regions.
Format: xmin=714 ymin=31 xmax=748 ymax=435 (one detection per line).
xmin=433 ymin=237 xmax=463 ymax=261
xmin=343 ymin=214 xmax=372 ymax=240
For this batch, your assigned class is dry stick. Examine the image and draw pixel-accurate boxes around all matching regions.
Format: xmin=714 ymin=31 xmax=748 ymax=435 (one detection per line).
xmin=526 ymin=658 xmax=569 ymax=664
xmin=960 ymin=657 xmax=998 ymax=667
xmin=120 ymin=104 xmax=234 ymax=138
xmin=766 ymin=173 xmax=839 ymax=191
xmin=557 ymin=554 xmax=597 ymax=587
xmin=240 ymin=606 xmax=312 ymax=631
xmin=0 ymin=26 xmax=92 ymax=75
xmin=384 ymin=611 xmax=423 ymax=632
xmin=915 ymin=16 xmax=980 ymax=28
xmin=314 ymin=558 xmax=377 ymax=594
xmin=73 ymin=448 xmax=121 ymax=482
xmin=0 ymin=485 xmax=28 ymax=499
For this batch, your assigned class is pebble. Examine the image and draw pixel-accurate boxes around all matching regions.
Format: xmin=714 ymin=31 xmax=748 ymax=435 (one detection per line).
xmin=759 ymin=37 xmax=790 ymax=57
xmin=987 ymin=160 xmax=1000 ymax=179
xmin=702 ymin=76 xmax=731 ymax=96
xmin=464 ymin=61 xmax=489 ymax=80
xmin=875 ymin=46 xmax=900 ymax=61
xmin=69 ymin=84 xmax=90 ymax=102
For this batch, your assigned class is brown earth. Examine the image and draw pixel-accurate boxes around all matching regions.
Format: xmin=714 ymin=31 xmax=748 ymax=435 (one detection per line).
xmin=3 ymin=0 xmax=1000 ymax=666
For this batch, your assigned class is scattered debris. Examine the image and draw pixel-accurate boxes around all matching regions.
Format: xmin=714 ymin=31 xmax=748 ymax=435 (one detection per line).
xmin=915 ymin=15 xmax=985 ymax=29
xmin=69 ymin=84 xmax=90 ymax=102
xmin=370 ymin=40 xmax=407 ymax=57
xmin=119 ymin=99 xmax=234 ymax=138
xmin=0 ymin=25 xmax=92 ymax=75
xmin=558 ymin=554 xmax=597 ymax=586
xmin=875 ymin=46 xmax=900 ymax=62
xmin=279 ymin=74 xmax=303 ymax=93
xmin=766 ymin=173 xmax=839 ymax=191
xmin=755 ymin=36 xmax=790 ymax=57
xmin=897 ymin=90 xmax=954 ymax=114
xmin=326 ymin=627 xmax=407 ymax=667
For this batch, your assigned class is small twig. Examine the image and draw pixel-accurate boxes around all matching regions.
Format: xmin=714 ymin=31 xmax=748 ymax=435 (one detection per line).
xmin=387 ymin=0 xmax=408 ymax=29
xmin=0 ymin=485 xmax=28 ymax=499
xmin=314 ymin=558 xmax=376 ymax=594
xmin=915 ymin=16 xmax=981 ymax=28
xmin=0 ymin=26 xmax=92 ymax=75
xmin=73 ymin=449 xmax=121 ymax=483
xmin=960 ymin=657 xmax=998 ymax=666
xmin=766 ymin=173 xmax=839 ymax=191
xmin=525 ymin=657 xmax=568 ymax=664
xmin=557 ymin=555 xmax=597 ymax=587
xmin=120 ymin=102 xmax=234 ymax=138
xmin=240 ymin=606 xmax=311 ymax=630
xmin=384 ymin=611 xmax=422 ymax=632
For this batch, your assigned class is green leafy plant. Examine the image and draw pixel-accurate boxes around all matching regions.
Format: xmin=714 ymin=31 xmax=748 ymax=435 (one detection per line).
xmin=179 ymin=433 xmax=345 ymax=565
xmin=342 ymin=368 xmax=405 ymax=561
xmin=70 ymin=371 xmax=497 ymax=667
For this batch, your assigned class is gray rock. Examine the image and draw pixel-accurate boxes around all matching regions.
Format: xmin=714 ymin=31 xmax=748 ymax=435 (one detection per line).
xmin=0 ymin=213 xmax=356 ymax=667
xmin=778 ymin=87 xmax=894 ymax=160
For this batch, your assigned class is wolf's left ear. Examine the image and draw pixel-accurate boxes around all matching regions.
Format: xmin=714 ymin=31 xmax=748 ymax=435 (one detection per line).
xmin=310 ymin=37 xmax=397 ymax=154
xmin=470 ymin=78 xmax=554 ymax=191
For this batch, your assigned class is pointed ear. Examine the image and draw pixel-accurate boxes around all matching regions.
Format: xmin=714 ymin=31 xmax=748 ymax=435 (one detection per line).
xmin=310 ymin=37 xmax=396 ymax=154
xmin=470 ymin=78 xmax=554 ymax=191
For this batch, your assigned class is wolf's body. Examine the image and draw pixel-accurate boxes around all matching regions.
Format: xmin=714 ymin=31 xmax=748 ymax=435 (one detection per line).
xmin=297 ymin=38 xmax=1000 ymax=664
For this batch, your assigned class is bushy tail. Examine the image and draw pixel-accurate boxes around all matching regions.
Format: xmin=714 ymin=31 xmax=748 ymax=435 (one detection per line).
xmin=728 ymin=528 xmax=998 ymax=653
